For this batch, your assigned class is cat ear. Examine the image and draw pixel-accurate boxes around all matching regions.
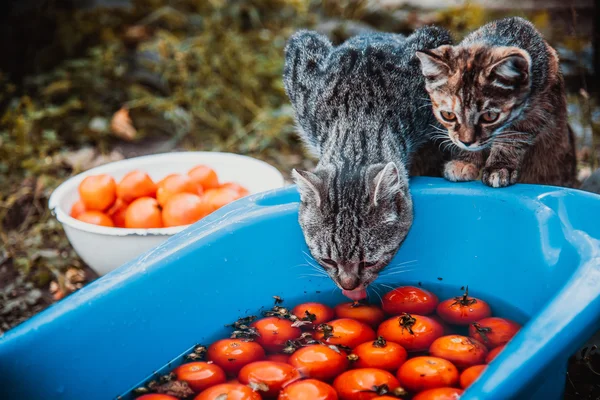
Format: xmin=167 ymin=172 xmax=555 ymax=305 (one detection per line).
xmin=486 ymin=47 xmax=530 ymax=90
xmin=292 ymin=169 xmax=324 ymax=207
xmin=371 ymin=162 xmax=402 ymax=207
xmin=284 ymin=30 xmax=332 ymax=102
xmin=415 ymin=47 xmax=451 ymax=81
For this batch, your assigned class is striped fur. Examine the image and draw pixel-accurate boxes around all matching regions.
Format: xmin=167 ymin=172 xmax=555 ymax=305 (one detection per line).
xmin=284 ymin=27 xmax=452 ymax=293
xmin=416 ymin=17 xmax=576 ymax=188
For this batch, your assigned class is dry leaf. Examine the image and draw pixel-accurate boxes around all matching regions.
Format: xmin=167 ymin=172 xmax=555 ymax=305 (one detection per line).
xmin=111 ymin=107 xmax=137 ymax=141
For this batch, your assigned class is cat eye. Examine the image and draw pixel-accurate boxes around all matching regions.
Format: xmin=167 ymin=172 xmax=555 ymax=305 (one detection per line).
xmin=440 ymin=111 xmax=456 ymax=122
xmin=321 ymin=258 xmax=337 ymax=268
xmin=359 ymin=261 xmax=378 ymax=269
xmin=480 ymin=111 xmax=499 ymax=123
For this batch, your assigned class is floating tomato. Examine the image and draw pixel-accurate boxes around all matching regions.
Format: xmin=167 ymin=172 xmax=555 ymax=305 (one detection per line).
xmin=333 ymin=302 xmax=386 ymax=328
xmin=351 ymin=336 xmax=407 ymax=372
xmin=314 ymin=318 xmax=376 ymax=349
xmin=382 ymin=286 xmax=439 ymax=316
xmin=278 ymin=379 xmax=338 ymax=400
xmin=194 ymin=383 xmax=262 ymax=400
xmin=468 ymin=317 xmax=521 ymax=349
xmin=251 ymin=317 xmax=302 ymax=353
xmin=207 ymin=339 xmax=266 ymax=375
xmin=289 ymin=344 xmax=349 ymax=381
xmin=377 ymin=314 xmax=443 ymax=352
xmin=436 ymin=287 xmax=491 ymax=326
xmin=334 ymin=368 xmax=401 ymax=400
xmin=396 ymin=356 xmax=459 ymax=392
xmin=174 ymin=362 xmax=226 ymax=393
xmin=460 ymin=364 xmax=486 ymax=388
xmin=238 ymin=361 xmax=301 ymax=397
xmin=429 ymin=335 xmax=488 ymax=369
xmin=292 ymin=302 xmax=335 ymax=327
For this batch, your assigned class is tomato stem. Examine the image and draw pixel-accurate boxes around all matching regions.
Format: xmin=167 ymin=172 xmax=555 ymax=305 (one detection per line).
xmin=373 ymin=336 xmax=387 ymax=348
xmin=398 ymin=313 xmax=416 ymax=335
xmin=451 ymin=285 xmax=477 ymax=307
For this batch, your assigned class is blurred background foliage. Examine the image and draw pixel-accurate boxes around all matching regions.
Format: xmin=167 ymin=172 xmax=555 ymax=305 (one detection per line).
xmin=0 ymin=0 xmax=597 ymax=336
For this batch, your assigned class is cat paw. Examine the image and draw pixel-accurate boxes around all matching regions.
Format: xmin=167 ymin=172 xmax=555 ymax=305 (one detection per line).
xmin=444 ymin=161 xmax=480 ymax=182
xmin=482 ymin=167 xmax=519 ymax=188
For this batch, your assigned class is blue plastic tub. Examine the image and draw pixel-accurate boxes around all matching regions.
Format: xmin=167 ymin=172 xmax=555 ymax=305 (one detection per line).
xmin=1 ymin=177 xmax=600 ymax=400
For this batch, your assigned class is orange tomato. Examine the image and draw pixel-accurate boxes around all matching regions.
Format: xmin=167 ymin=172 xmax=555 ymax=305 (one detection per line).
xmin=314 ymin=318 xmax=376 ymax=349
xmin=124 ymin=197 xmax=163 ymax=228
xmin=138 ymin=395 xmax=179 ymax=400
xmin=207 ymin=339 xmax=266 ymax=376
xmin=116 ymin=170 xmax=157 ymax=203
xmin=396 ymin=356 xmax=459 ymax=393
xmin=377 ymin=314 xmax=443 ymax=352
xmin=194 ymin=383 xmax=262 ymax=400
xmin=382 ymin=286 xmax=439 ymax=316
xmin=288 ymin=344 xmax=349 ymax=381
xmin=76 ymin=211 xmax=114 ymax=227
xmin=468 ymin=317 xmax=521 ymax=349
xmin=460 ymin=364 xmax=486 ymax=388
xmin=333 ymin=302 xmax=386 ymax=328
xmin=278 ymin=379 xmax=338 ymax=400
xmin=157 ymin=173 xmax=178 ymax=187
xmin=371 ymin=397 xmax=402 ymax=400
xmin=156 ymin=174 xmax=202 ymax=207
xmin=162 ymin=193 xmax=213 ymax=227
xmin=70 ymin=200 xmax=86 ymax=218
xmin=250 ymin=317 xmax=302 ymax=353
xmin=429 ymin=335 xmax=488 ymax=369
xmin=174 ymin=362 xmax=226 ymax=393
xmin=78 ymin=174 xmax=116 ymax=211
xmin=351 ymin=337 xmax=408 ymax=372
xmin=412 ymin=387 xmax=464 ymax=400
xmin=485 ymin=344 xmax=506 ymax=363
xmin=107 ymin=199 xmax=128 ymax=228
xmin=203 ymin=188 xmax=240 ymax=211
xmin=266 ymin=354 xmax=291 ymax=364
xmin=292 ymin=302 xmax=335 ymax=327
xmin=189 ymin=165 xmax=219 ymax=190
xmin=238 ymin=361 xmax=301 ymax=397
xmin=333 ymin=368 xmax=400 ymax=400
xmin=221 ymin=182 xmax=250 ymax=197
xmin=436 ymin=288 xmax=491 ymax=326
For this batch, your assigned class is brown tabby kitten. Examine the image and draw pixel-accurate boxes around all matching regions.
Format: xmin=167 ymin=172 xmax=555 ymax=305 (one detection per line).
xmin=416 ymin=17 xmax=576 ymax=188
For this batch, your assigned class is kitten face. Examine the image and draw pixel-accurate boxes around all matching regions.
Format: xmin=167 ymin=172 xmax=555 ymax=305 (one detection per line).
xmin=293 ymin=163 xmax=412 ymax=299
xmin=416 ymin=45 xmax=532 ymax=151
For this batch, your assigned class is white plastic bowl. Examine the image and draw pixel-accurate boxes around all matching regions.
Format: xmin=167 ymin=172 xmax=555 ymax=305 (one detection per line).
xmin=49 ymin=151 xmax=286 ymax=276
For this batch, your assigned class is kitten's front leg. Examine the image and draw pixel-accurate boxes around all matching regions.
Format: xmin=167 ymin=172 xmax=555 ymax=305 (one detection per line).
xmin=444 ymin=150 xmax=483 ymax=182
xmin=482 ymin=142 xmax=529 ymax=188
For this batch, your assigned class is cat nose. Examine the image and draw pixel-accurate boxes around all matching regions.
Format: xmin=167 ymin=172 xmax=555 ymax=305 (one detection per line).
xmin=459 ymin=138 xmax=475 ymax=146
xmin=339 ymin=275 xmax=359 ymax=291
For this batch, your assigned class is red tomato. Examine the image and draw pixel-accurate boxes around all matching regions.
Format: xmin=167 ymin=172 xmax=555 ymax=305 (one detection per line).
xmin=314 ymin=318 xmax=376 ymax=349
xmin=371 ymin=397 xmax=402 ymax=400
xmin=238 ymin=361 xmax=301 ymax=397
xmin=251 ymin=317 xmax=302 ymax=352
xmin=194 ymin=383 xmax=262 ymax=400
xmin=485 ymin=344 xmax=506 ymax=363
xmin=412 ymin=387 xmax=464 ymax=400
xmin=266 ymin=354 xmax=291 ymax=364
xmin=174 ymin=362 xmax=226 ymax=393
xmin=382 ymin=286 xmax=439 ymax=316
xmin=436 ymin=288 xmax=491 ymax=326
xmin=292 ymin=302 xmax=335 ymax=327
xmin=351 ymin=337 xmax=408 ymax=372
xmin=468 ymin=317 xmax=521 ymax=349
xmin=460 ymin=364 xmax=486 ymax=388
xmin=278 ymin=379 xmax=338 ymax=400
xmin=429 ymin=335 xmax=488 ymax=369
xmin=333 ymin=368 xmax=401 ymax=400
xmin=138 ymin=395 xmax=179 ymax=400
xmin=377 ymin=314 xmax=444 ymax=352
xmin=333 ymin=302 xmax=386 ymax=328
xmin=289 ymin=344 xmax=349 ymax=381
xmin=396 ymin=356 xmax=459 ymax=392
xmin=207 ymin=339 xmax=266 ymax=375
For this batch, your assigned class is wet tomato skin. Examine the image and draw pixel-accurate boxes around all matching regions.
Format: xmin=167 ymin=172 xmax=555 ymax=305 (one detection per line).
xmin=436 ymin=294 xmax=491 ymax=326
xmin=266 ymin=354 xmax=291 ymax=364
xmin=138 ymin=395 xmax=180 ymax=400
xmin=460 ymin=365 xmax=486 ymax=388
xmin=207 ymin=339 xmax=266 ymax=375
xmin=238 ymin=361 xmax=301 ymax=397
xmin=288 ymin=344 xmax=349 ymax=381
xmin=333 ymin=368 xmax=401 ymax=400
xmin=333 ymin=302 xmax=386 ymax=328
xmin=382 ymin=286 xmax=439 ymax=316
xmin=468 ymin=317 xmax=521 ymax=349
xmin=292 ymin=302 xmax=335 ymax=327
xmin=485 ymin=344 xmax=506 ymax=363
xmin=314 ymin=318 xmax=376 ymax=349
xmin=377 ymin=314 xmax=444 ymax=352
xmin=278 ymin=379 xmax=338 ymax=400
xmin=351 ymin=338 xmax=408 ymax=372
xmin=412 ymin=387 xmax=464 ymax=400
xmin=396 ymin=356 xmax=459 ymax=392
xmin=174 ymin=362 xmax=227 ymax=393
xmin=429 ymin=335 xmax=488 ymax=369
xmin=251 ymin=317 xmax=302 ymax=352
xmin=194 ymin=383 xmax=262 ymax=400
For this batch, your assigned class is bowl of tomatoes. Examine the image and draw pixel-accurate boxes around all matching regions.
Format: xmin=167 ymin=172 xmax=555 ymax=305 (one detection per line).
xmin=48 ymin=151 xmax=285 ymax=275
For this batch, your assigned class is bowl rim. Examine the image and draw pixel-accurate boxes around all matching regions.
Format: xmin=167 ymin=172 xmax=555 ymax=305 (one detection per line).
xmin=48 ymin=151 xmax=285 ymax=237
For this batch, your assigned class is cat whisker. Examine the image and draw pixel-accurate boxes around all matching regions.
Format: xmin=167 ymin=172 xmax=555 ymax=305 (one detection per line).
xmin=378 ymin=268 xmax=419 ymax=276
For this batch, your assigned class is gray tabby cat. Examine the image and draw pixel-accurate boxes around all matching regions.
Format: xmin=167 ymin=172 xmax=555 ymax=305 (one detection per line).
xmin=284 ymin=27 xmax=452 ymax=300
xmin=416 ymin=17 xmax=576 ymax=188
